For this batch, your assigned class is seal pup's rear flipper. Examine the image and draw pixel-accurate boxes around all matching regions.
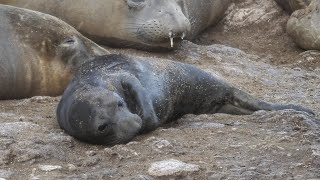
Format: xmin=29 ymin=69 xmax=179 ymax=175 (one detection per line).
xmin=217 ymin=88 xmax=315 ymax=115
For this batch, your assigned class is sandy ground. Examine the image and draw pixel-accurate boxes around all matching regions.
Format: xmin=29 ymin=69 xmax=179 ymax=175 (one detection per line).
xmin=0 ymin=0 xmax=319 ymax=179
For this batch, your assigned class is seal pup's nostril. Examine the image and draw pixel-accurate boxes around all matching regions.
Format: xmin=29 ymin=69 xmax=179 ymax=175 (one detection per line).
xmin=98 ymin=123 xmax=108 ymax=131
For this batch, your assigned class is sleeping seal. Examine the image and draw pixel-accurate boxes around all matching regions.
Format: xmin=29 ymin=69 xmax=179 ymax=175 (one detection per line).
xmin=0 ymin=5 xmax=108 ymax=99
xmin=56 ymin=54 xmax=314 ymax=145
xmin=1 ymin=0 xmax=231 ymax=50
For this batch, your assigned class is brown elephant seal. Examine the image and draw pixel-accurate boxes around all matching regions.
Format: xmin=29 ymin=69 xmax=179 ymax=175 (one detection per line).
xmin=287 ymin=0 xmax=320 ymax=50
xmin=1 ymin=0 xmax=231 ymax=50
xmin=274 ymin=0 xmax=311 ymax=13
xmin=56 ymin=54 xmax=314 ymax=145
xmin=0 ymin=5 xmax=108 ymax=99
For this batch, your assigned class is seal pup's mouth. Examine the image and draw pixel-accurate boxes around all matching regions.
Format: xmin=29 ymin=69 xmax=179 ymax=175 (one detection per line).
xmin=169 ymin=31 xmax=186 ymax=48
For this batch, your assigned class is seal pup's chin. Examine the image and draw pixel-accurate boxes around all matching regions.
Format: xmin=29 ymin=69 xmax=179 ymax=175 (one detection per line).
xmin=118 ymin=114 xmax=143 ymax=133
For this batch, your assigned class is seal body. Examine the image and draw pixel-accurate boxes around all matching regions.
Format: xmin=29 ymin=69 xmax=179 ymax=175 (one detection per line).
xmin=1 ymin=0 xmax=231 ymax=49
xmin=0 ymin=5 xmax=108 ymax=99
xmin=57 ymin=54 xmax=314 ymax=145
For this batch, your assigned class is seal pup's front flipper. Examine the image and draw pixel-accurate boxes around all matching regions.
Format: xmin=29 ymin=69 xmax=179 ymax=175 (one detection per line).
xmin=121 ymin=75 xmax=159 ymax=132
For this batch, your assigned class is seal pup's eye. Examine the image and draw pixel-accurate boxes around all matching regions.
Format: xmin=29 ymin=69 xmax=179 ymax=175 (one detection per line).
xmin=118 ymin=101 xmax=124 ymax=107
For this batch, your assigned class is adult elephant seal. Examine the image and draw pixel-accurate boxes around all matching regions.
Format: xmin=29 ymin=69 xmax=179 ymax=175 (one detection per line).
xmin=287 ymin=0 xmax=320 ymax=50
xmin=56 ymin=54 xmax=314 ymax=145
xmin=1 ymin=0 xmax=231 ymax=50
xmin=0 ymin=5 xmax=108 ymax=99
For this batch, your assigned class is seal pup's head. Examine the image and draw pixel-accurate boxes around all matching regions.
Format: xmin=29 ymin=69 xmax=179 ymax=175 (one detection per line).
xmin=57 ymin=85 xmax=143 ymax=145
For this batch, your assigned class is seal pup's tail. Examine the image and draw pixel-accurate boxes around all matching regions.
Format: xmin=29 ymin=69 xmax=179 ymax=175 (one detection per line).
xmin=218 ymin=88 xmax=315 ymax=115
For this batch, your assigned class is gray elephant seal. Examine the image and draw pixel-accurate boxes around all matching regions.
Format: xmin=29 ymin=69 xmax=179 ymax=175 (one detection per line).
xmin=0 ymin=5 xmax=108 ymax=99
xmin=56 ymin=54 xmax=314 ymax=145
xmin=1 ymin=0 xmax=231 ymax=50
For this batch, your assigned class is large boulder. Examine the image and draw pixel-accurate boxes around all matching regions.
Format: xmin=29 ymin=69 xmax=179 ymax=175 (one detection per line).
xmin=287 ymin=0 xmax=320 ymax=50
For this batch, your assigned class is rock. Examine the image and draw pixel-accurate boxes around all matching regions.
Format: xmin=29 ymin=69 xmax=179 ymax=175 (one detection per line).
xmin=287 ymin=0 xmax=320 ymax=50
xmin=184 ymin=122 xmax=225 ymax=129
xmin=148 ymin=159 xmax=200 ymax=177
xmin=38 ymin=165 xmax=62 ymax=172
xmin=125 ymin=175 xmax=155 ymax=180
xmin=311 ymin=145 xmax=320 ymax=156
xmin=126 ymin=141 xmax=140 ymax=146
xmin=67 ymin=164 xmax=77 ymax=172
xmin=85 ymin=150 xmax=97 ymax=156
xmin=0 ymin=169 xmax=14 ymax=179
xmin=80 ymin=157 xmax=101 ymax=167
xmin=68 ymin=168 xmax=117 ymax=179
xmin=110 ymin=145 xmax=139 ymax=159
xmin=152 ymin=140 xmax=172 ymax=149
xmin=224 ymin=0 xmax=281 ymax=28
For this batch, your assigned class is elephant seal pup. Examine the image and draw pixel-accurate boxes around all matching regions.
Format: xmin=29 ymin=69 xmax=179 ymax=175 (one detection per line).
xmin=56 ymin=54 xmax=314 ymax=145
xmin=1 ymin=0 xmax=231 ymax=50
xmin=0 ymin=5 xmax=108 ymax=99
